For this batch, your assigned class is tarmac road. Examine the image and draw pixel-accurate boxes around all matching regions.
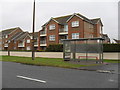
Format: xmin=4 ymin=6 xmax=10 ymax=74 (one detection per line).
xmin=2 ymin=61 xmax=118 ymax=88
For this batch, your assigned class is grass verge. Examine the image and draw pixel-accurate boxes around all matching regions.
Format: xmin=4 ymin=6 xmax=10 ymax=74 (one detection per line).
xmin=0 ymin=56 xmax=119 ymax=69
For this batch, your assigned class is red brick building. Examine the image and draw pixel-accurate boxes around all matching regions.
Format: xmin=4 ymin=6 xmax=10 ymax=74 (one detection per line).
xmin=0 ymin=13 xmax=106 ymax=51
xmin=38 ymin=13 xmax=103 ymax=50
xmin=0 ymin=27 xmax=39 ymax=50
xmin=0 ymin=27 xmax=23 ymax=50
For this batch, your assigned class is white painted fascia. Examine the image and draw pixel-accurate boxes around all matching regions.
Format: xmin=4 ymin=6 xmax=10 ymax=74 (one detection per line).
xmin=9 ymin=27 xmax=22 ymax=36
xmin=45 ymin=17 xmax=60 ymax=26
xmin=21 ymin=33 xmax=31 ymax=41
xmin=11 ymin=32 xmax=23 ymax=41
xmin=51 ymin=18 xmax=60 ymax=24
xmin=66 ymin=13 xmax=84 ymax=22
xmin=96 ymin=19 xmax=100 ymax=24
xmin=9 ymin=28 xmax=17 ymax=35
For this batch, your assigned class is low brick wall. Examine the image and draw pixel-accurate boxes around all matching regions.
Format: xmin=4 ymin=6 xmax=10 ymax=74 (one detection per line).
xmin=0 ymin=51 xmax=119 ymax=60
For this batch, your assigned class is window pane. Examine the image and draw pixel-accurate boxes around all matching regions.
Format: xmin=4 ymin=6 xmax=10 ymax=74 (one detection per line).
xmin=27 ymin=39 xmax=30 ymax=43
xmin=64 ymin=25 xmax=68 ymax=31
xmin=71 ymin=21 xmax=79 ymax=27
xmin=72 ymin=33 xmax=79 ymax=39
xmin=49 ymin=35 xmax=55 ymax=41
xmin=49 ymin=24 xmax=55 ymax=30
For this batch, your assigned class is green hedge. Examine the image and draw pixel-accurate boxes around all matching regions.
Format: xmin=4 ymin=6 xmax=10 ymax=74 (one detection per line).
xmin=1 ymin=50 xmax=32 ymax=52
xmin=1 ymin=44 xmax=119 ymax=52
xmin=45 ymin=43 xmax=120 ymax=52
xmin=45 ymin=44 xmax=63 ymax=52
xmin=103 ymin=44 xmax=120 ymax=52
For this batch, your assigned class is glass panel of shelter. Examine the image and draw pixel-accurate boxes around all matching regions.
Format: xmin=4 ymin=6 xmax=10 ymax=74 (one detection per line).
xmin=63 ymin=38 xmax=104 ymax=63
xmin=63 ymin=41 xmax=71 ymax=61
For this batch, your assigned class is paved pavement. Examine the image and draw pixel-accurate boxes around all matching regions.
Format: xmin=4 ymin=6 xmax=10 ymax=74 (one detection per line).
xmin=2 ymin=61 xmax=118 ymax=88
xmin=0 ymin=51 xmax=119 ymax=59
xmin=79 ymin=63 xmax=119 ymax=74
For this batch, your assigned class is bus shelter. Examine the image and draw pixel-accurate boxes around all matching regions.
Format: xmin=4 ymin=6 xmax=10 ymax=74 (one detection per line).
xmin=62 ymin=38 xmax=105 ymax=63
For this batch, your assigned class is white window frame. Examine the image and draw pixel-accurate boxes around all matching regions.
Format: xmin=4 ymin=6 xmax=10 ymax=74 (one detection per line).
xmin=14 ymin=47 xmax=16 ymax=50
xmin=26 ymin=39 xmax=30 ymax=43
xmin=71 ymin=21 xmax=79 ymax=27
xmin=8 ymin=40 xmax=10 ymax=43
xmin=30 ymin=36 xmax=32 ymax=39
xmin=72 ymin=33 xmax=79 ymax=39
xmin=26 ymin=46 xmax=30 ymax=50
xmin=64 ymin=25 xmax=68 ymax=32
xmin=89 ymin=34 xmax=93 ymax=38
xmin=49 ymin=35 xmax=55 ymax=41
xmin=99 ymin=25 xmax=102 ymax=34
xmin=49 ymin=24 xmax=55 ymax=30
xmin=5 ymin=35 xmax=8 ymax=38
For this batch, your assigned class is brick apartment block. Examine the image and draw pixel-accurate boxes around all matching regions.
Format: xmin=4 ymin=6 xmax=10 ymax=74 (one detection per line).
xmin=38 ymin=13 xmax=110 ymax=50
xmin=0 ymin=27 xmax=39 ymax=50
xmin=0 ymin=13 xmax=110 ymax=51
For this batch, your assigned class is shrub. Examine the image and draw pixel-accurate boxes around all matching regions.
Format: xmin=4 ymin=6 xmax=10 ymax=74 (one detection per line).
xmin=45 ymin=44 xmax=63 ymax=52
xmin=1 ymin=50 xmax=32 ymax=52
xmin=36 ymin=50 xmax=45 ymax=52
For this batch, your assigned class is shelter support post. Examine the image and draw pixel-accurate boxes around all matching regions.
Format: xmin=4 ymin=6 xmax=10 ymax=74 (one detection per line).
xmin=86 ymin=40 xmax=88 ymax=62
xmin=101 ymin=40 xmax=104 ymax=63
xmin=73 ymin=41 xmax=76 ymax=60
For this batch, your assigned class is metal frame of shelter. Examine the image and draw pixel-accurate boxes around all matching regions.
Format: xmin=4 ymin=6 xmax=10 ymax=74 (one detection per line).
xmin=62 ymin=38 xmax=105 ymax=63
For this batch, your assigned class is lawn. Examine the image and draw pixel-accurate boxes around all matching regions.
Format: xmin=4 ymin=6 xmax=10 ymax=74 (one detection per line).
xmin=0 ymin=56 xmax=119 ymax=69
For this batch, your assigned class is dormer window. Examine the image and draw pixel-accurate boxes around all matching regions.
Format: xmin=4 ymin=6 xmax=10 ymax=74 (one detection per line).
xmin=71 ymin=21 xmax=79 ymax=27
xmin=49 ymin=24 xmax=55 ymax=30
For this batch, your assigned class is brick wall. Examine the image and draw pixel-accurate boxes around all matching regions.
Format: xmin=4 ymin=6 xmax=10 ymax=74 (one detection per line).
xmin=84 ymin=21 xmax=94 ymax=38
xmin=94 ymin=21 xmax=102 ymax=37
xmin=46 ymin=20 xmax=59 ymax=46
xmin=25 ymin=36 xmax=31 ymax=50
xmin=3 ymin=28 xmax=23 ymax=50
xmin=67 ymin=16 xmax=84 ymax=39
xmin=37 ymin=31 xmax=40 ymax=50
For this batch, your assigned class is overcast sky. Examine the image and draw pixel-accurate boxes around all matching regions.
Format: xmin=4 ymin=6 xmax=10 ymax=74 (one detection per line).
xmin=0 ymin=0 xmax=119 ymax=41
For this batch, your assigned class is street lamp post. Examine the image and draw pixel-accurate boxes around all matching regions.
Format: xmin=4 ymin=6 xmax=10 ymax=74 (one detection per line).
xmin=8 ymin=49 xmax=10 ymax=56
xmin=8 ymin=41 xmax=10 ymax=56
xmin=32 ymin=0 xmax=35 ymax=60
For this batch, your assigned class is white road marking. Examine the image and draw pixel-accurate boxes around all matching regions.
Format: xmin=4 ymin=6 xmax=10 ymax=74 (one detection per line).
xmin=96 ymin=70 xmax=113 ymax=73
xmin=17 ymin=75 xmax=46 ymax=83
xmin=109 ymin=79 xmax=114 ymax=82
xmin=108 ymin=79 xmax=118 ymax=83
